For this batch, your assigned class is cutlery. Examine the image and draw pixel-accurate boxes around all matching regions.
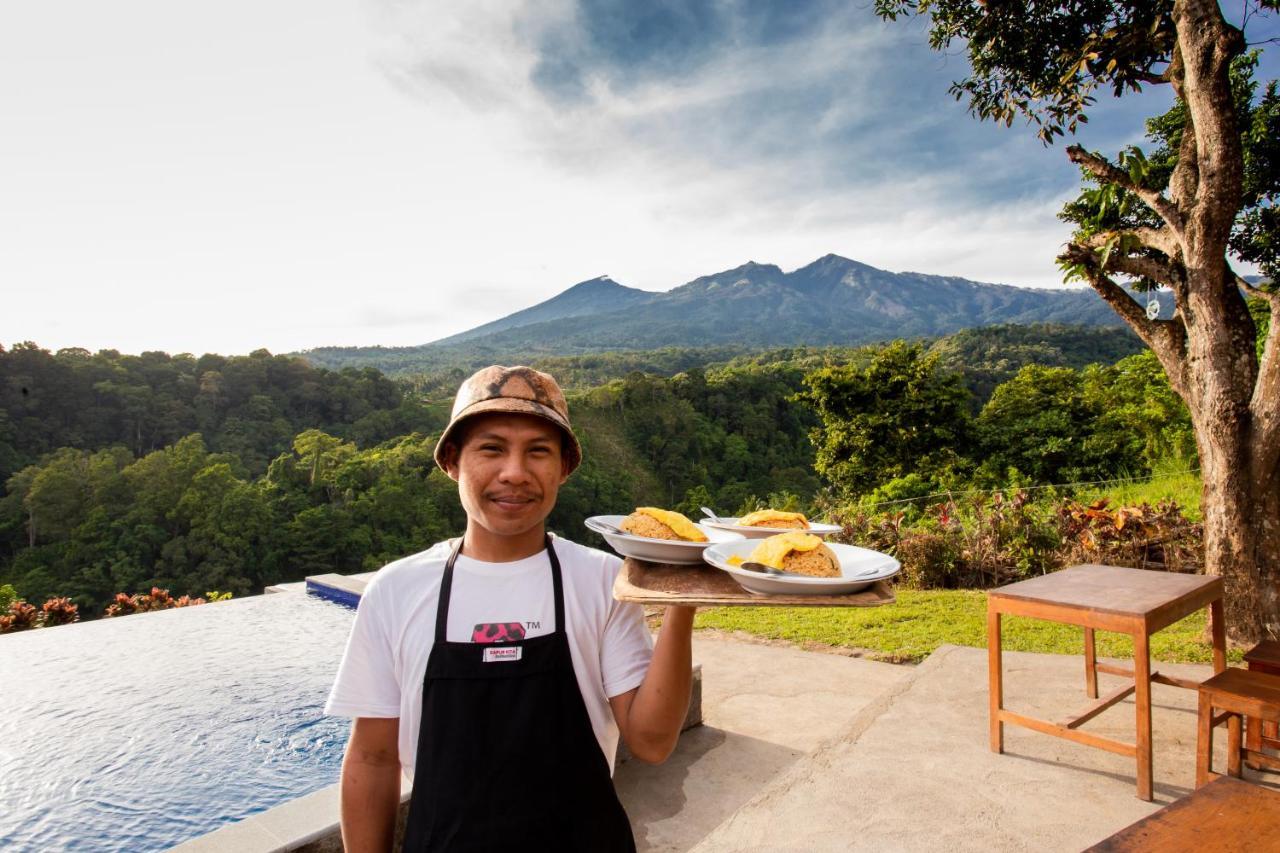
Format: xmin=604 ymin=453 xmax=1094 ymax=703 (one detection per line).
xmin=736 ymin=560 xmax=885 ymax=579
xmin=738 ymin=561 xmax=805 ymax=577
xmin=591 ymin=519 xmax=627 ymax=536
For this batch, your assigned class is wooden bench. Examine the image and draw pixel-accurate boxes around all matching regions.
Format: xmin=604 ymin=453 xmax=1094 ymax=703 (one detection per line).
xmin=1084 ymin=774 xmax=1280 ymax=851
xmin=1196 ymin=667 xmax=1280 ymax=786
xmin=1244 ymin=639 xmax=1280 ymax=763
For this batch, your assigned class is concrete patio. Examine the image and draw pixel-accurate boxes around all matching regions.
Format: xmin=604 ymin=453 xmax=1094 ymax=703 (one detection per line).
xmin=174 ymin=627 xmax=1277 ymax=852
xmin=617 ymin=634 xmax=1280 ymax=853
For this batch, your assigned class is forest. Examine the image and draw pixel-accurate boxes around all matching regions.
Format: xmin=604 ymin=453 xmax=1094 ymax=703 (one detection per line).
xmin=0 ymin=322 xmax=1190 ymax=621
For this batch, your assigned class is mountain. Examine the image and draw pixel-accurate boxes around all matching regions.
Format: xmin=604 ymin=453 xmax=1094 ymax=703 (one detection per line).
xmin=301 ymin=255 xmax=1164 ymax=375
xmin=430 ymin=276 xmax=655 ymax=346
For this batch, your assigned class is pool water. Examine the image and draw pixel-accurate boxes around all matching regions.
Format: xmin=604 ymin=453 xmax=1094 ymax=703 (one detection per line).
xmin=0 ymin=592 xmax=356 ymax=852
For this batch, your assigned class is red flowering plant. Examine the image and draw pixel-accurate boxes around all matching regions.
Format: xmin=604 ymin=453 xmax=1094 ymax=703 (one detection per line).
xmin=0 ymin=600 xmax=40 ymax=633
xmin=103 ymin=587 xmax=208 ymax=618
xmin=104 ymin=593 xmax=139 ymax=618
xmin=40 ymin=597 xmax=79 ymax=627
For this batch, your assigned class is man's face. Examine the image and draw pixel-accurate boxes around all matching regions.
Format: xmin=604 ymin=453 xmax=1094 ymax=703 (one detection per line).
xmin=443 ymin=413 xmax=569 ymax=542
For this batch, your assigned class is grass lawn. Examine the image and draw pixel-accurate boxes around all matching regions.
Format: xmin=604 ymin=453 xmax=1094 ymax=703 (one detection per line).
xmin=693 ymin=588 xmax=1242 ymax=665
xmin=1074 ymin=466 xmax=1202 ymax=520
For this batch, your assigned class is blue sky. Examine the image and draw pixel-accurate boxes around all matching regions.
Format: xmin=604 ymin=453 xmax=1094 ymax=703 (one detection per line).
xmin=2 ymin=1 xmax=1275 ymax=355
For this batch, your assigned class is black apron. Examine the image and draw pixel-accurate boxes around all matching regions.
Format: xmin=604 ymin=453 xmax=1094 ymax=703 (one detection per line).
xmin=400 ymin=535 xmax=637 ymax=852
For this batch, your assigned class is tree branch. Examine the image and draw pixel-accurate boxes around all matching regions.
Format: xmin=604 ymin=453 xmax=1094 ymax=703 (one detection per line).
xmin=1060 ymin=243 xmax=1190 ymax=397
xmin=1248 ymin=277 xmax=1280 ymax=487
xmin=1082 ymin=227 xmax=1181 ymax=259
xmin=1238 ymin=274 xmax=1279 ymax=303
xmin=1066 ymin=145 xmax=1185 ymax=236
xmin=1105 ymin=254 xmax=1183 ymax=288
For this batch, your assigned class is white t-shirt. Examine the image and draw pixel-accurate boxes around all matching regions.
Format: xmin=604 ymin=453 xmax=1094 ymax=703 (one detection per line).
xmin=324 ymin=535 xmax=653 ymax=776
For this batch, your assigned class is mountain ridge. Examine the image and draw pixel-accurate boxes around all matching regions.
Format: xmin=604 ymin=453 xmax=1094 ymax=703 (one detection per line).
xmin=300 ymin=254 xmax=1168 ymax=374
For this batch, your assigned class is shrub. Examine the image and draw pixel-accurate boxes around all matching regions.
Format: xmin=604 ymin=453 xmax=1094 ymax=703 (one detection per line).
xmin=833 ymin=490 xmax=1203 ymax=591
xmin=1057 ymin=498 xmax=1203 ymax=572
xmin=102 ymin=587 xmax=209 ymax=618
xmin=0 ymin=600 xmax=39 ymax=633
xmin=40 ymin=597 xmax=79 ymax=627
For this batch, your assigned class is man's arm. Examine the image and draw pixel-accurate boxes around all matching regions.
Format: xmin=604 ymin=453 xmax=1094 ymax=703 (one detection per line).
xmin=608 ymin=605 xmax=695 ymax=764
xmin=340 ymin=717 xmax=402 ymax=853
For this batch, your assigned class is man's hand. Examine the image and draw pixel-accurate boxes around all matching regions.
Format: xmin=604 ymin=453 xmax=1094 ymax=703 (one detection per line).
xmin=609 ymin=606 xmax=696 ymax=764
xmin=340 ymin=717 xmax=402 ymax=853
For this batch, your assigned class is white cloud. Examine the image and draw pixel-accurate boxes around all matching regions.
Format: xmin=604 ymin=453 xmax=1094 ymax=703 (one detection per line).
xmin=0 ymin=0 xmax=1189 ymax=356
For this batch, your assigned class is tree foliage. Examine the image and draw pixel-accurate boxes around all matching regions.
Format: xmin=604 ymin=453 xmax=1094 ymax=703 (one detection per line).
xmin=799 ymin=342 xmax=974 ymax=498
xmin=0 ymin=333 xmax=1202 ymax=619
xmin=0 ymin=343 xmax=444 ymax=483
xmin=879 ymin=0 xmax=1280 ymax=640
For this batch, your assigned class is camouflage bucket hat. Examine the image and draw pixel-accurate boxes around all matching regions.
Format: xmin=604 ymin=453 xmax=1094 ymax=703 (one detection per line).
xmin=433 ymin=365 xmax=582 ymax=474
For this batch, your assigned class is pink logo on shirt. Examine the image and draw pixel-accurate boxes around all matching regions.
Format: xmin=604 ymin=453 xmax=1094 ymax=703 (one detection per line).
xmin=472 ymin=622 xmax=526 ymax=643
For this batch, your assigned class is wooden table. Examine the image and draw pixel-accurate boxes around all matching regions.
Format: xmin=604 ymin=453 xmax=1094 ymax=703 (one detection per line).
xmin=987 ymin=563 xmax=1226 ymax=800
xmin=1084 ymin=775 xmax=1280 ymax=851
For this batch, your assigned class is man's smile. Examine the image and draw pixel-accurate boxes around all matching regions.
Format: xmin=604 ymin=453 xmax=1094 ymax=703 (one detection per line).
xmin=488 ymin=493 xmax=540 ymax=507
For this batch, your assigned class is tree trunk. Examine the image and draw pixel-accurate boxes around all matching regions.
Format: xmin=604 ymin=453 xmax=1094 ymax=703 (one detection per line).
xmin=1068 ymin=2 xmax=1280 ymax=640
xmin=1198 ymin=424 xmax=1280 ymax=642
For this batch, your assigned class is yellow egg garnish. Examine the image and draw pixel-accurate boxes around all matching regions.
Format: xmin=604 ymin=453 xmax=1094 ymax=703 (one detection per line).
xmin=634 ymin=507 xmax=708 ymax=542
xmin=749 ymin=532 xmax=823 ymax=569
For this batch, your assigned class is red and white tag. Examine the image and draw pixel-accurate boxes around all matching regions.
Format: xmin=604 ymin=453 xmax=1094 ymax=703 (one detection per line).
xmin=482 ymin=646 xmax=523 ymax=663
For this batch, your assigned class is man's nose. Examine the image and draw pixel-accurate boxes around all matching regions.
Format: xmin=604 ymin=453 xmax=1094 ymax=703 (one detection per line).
xmin=497 ymin=452 xmax=531 ymax=483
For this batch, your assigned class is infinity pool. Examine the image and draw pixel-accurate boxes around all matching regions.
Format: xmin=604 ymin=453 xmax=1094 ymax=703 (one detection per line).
xmin=0 ymin=591 xmax=355 ymax=852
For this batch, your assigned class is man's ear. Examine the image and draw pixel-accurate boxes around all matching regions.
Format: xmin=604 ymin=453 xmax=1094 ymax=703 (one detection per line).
xmin=441 ymin=444 xmax=461 ymax=482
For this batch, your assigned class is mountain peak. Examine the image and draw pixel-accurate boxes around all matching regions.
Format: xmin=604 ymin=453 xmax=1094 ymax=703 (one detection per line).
xmin=426 ymin=274 xmax=651 ymax=346
xmin=797 ymin=253 xmax=873 ymax=273
xmin=563 ymin=275 xmax=622 ymax=291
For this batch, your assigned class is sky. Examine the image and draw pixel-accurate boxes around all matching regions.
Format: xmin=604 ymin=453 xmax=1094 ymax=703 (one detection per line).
xmin=2 ymin=1 xmax=1276 ymax=356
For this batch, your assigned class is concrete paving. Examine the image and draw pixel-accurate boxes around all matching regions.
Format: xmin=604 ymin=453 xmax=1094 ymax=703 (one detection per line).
xmin=614 ymin=633 xmax=913 ymax=853
xmin=662 ymin=643 xmax=1278 ymax=853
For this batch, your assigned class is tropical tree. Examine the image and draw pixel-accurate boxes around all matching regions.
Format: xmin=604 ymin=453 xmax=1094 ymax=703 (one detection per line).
xmin=878 ymin=0 xmax=1280 ymax=641
xmin=799 ymin=341 xmax=973 ymax=498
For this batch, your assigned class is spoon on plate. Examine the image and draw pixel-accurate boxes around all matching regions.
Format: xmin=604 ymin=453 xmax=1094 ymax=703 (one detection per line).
xmin=736 ymin=560 xmax=884 ymax=579
xmin=592 ymin=520 xmax=627 ymax=536
xmin=737 ymin=561 xmax=806 ymax=578
xmin=700 ymin=506 xmax=723 ymax=523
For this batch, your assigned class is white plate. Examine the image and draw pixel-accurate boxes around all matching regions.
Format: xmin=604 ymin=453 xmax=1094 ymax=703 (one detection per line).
xmin=702 ymin=540 xmax=900 ymax=595
xmin=585 ymin=515 xmax=744 ymax=565
xmin=701 ymin=517 xmax=843 ymax=539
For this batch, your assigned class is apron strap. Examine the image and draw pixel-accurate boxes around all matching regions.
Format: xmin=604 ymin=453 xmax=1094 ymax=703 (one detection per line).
xmin=435 ymin=533 xmax=565 ymax=643
xmin=435 ymin=537 xmax=465 ymax=644
xmin=549 ymin=534 xmax=565 ymax=636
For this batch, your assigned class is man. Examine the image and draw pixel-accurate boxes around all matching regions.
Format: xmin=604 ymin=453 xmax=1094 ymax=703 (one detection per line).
xmin=325 ymin=365 xmax=695 ymax=852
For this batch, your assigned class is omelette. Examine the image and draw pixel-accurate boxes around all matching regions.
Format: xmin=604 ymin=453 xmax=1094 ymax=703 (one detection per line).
xmin=619 ymin=507 xmax=709 ymax=542
xmin=737 ymin=509 xmax=810 ymax=530
xmin=747 ymin=532 xmax=841 ymax=578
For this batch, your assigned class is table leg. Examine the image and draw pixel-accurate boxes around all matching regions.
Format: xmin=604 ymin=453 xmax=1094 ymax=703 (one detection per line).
xmin=1228 ymin=711 xmax=1243 ymax=778
xmin=1133 ymin=630 xmax=1153 ymax=801
xmin=1210 ymin=598 xmax=1226 ymax=674
xmin=1208 ymin=598 xmax=1241 ymax=775
xmin=988 ymin=605 xmax=1003 ymax=754
xmin=1084 ymin=627 xmax=1098 ymax=699
xmin=1196 ymin=690 xmax=1213 ymax=788
xmin=1247 ymin=698 xmax=1263 ymax=769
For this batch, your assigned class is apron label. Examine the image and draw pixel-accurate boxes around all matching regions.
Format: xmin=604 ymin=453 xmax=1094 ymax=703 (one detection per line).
xmin=483 ymin=646 xmax=523 ymax=663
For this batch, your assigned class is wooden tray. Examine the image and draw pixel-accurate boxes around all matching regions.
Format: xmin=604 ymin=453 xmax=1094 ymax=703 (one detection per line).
xmin=614 ymin=558 xmax=896 ymax=608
